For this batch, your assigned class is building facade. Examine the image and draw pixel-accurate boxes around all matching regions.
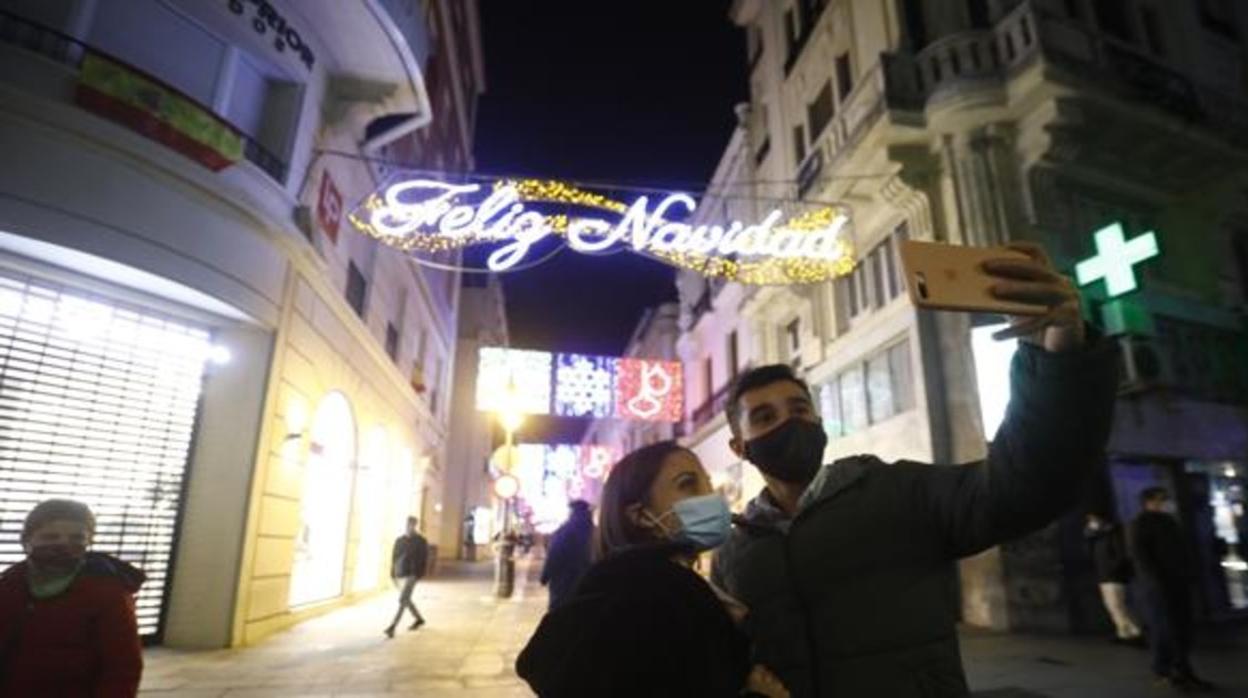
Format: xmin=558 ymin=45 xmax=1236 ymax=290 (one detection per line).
xmin=440 ymin=273 xmax=508 ymax=559
xmin=680 ymin=0 xmax=1248 ymax=632
xmin=0 ymin=0 xmax=482 ymax=648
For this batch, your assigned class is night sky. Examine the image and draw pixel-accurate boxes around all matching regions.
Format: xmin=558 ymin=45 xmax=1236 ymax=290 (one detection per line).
xmin=474 ymin=1 xmax=747 ymax=443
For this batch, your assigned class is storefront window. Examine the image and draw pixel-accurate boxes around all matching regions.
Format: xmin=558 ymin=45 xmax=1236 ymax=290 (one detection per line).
xmin=288 ymin=391 xmax=356 ymax=607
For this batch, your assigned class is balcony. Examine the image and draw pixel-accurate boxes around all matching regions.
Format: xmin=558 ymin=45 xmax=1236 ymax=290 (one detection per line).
xmin=0 ymin=10 xmax=288 ymax=183
xmin=691 ymin=382 xmax=734 ymax=433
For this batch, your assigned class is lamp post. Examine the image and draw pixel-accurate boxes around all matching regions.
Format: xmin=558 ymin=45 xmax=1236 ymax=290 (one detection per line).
xmin=493 ymin=376 xmax=524 ymax=598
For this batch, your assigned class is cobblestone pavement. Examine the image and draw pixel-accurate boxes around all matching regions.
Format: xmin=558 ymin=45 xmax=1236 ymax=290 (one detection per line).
xmin=143 ymin=556 xmax=1248 ymax=697
xmin=141 ymin=558 xmax=545 ymax=697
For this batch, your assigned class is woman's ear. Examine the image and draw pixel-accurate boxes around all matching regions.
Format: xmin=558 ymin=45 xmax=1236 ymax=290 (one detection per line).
xmin=625 ymin=502 xmax=647 ymax=529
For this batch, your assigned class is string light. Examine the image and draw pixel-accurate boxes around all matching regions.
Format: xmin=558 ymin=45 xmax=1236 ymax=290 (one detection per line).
xmin=347 ymin=176 xmax=858 ymax=285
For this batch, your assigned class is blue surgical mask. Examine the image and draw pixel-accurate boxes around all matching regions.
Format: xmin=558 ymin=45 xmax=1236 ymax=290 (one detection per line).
xmin=648 ymin=493 xmax=733 ymax=551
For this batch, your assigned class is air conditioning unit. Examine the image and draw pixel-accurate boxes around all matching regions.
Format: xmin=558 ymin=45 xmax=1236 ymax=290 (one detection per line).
xmin=1117 ymin=334 xmax=1163 ymax=395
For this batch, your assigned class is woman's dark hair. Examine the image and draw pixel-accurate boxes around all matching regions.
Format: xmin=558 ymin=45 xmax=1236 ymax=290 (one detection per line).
xmin=595 ymin=441 xmax=688 ymax=559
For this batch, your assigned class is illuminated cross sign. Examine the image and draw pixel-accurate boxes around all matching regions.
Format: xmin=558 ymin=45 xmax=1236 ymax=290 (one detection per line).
xmin=348 ymin=177 xmax=856 ymax=285
xmin=1074 ymin=223 xmax=1159 ymax=298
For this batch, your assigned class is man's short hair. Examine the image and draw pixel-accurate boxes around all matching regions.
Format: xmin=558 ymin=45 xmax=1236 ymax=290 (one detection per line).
xmin=23 ymin=499 xmax=95 ymax=542
xmin=407 ymin=516 xmax=419 ymax=527
xmin=726 ymin=364 xmax=814 ymax=436
xmin=1140 ymin=487 xmax=1170 ymax=506
xmin=569 ymin=499 xmax=590 ymax=514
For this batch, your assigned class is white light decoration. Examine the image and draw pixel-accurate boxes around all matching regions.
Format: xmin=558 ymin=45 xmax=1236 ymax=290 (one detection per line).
xmin=554 ymin=353 xmax=617 ymax=418
xmin=350 ymin=177 xmax=857 ymax=285
xmin=475 ymin=347 xmax=553 ymax=415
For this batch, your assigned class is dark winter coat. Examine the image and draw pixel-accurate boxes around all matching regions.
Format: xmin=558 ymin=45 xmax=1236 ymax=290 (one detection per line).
xmin=391 ymin=533 xmax=430 ymax=579
xmin=711 ymin=339 xmax=1119 ymax=698
xmin=0 ymin=552 xmax=146 ymax=698
xmin=540 ymin=510 xmax=595 ymax=610
xmin=1085 ymin=521 xmax=1133 ymax=583
xmin=1130 ymin=511 xmax=1194 ymax=591
xmin=517 ymin=543 xmax=751 ymax=698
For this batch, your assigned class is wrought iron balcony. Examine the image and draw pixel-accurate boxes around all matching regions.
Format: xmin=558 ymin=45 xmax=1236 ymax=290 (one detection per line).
xmin=0 ymin=9 xmax=289 ymax=183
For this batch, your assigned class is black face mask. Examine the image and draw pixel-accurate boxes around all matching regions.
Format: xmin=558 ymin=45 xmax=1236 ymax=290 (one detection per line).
xmin=743 ymin=418 xmax=828 ymax=484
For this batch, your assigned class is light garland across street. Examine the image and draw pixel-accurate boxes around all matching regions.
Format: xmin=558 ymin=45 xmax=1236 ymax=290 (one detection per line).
xmin=348 ymin=175 xmax=857 ymax=284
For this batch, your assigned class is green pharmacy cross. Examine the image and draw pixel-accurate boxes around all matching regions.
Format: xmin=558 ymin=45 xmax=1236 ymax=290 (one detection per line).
xmin=1074 ymin=223 xmax=1159 ymax=298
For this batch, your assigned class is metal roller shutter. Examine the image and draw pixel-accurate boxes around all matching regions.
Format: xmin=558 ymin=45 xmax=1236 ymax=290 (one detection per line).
xmin=0 ymin=268 xmax=211 ymax=641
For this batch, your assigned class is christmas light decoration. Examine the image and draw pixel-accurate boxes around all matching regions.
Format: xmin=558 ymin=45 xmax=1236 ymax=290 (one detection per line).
xmin=616 ymin=358 xmax=683 ymax=422
xmin=554 ymin=353 xmax=617 ymax=418
xmin=475 ymin=347 xmax=553 ymax=415
xmin=348 ymin=175 xmax=856 ymax=285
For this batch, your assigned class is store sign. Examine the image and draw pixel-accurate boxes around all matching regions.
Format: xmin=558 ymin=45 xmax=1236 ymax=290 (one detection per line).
xmin=317 ymin=171 xmax=343 ymax=244
xmin=476 ymin=347 xmax=683 ymax=423
xmin=349 ymin=177 xmax=856 ymax=284
xmin=227 ymin=0 xmax=316 ymax=70
xmin=1075 ymin=223 xmax=1160 ymax=298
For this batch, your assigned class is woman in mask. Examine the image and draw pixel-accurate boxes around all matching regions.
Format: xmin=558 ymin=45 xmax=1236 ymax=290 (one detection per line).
xmin=0 ymin=499 xmax=146 ymax=697
xmin=516 ymin=441 xmax=788 ymax=698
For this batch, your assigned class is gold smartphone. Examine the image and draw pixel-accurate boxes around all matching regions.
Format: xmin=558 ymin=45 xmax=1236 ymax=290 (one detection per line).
xmin=898 ymin=240 xmax=1048 ymax=316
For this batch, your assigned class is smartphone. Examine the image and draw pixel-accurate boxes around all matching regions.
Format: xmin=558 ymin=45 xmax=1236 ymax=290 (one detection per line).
xmin=898 ymin=240 xmax=1048 ymax=316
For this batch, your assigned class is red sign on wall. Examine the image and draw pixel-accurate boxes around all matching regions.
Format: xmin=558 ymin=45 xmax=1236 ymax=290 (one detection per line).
xmin=615 ymin=359 xmax=683 ymax=423
xmin=317 ymin=171 xmax=343 ymax=244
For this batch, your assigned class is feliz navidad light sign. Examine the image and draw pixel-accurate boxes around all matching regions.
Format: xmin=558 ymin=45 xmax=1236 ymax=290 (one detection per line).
xmin=348 ymin=176 xmax=856 ymax=284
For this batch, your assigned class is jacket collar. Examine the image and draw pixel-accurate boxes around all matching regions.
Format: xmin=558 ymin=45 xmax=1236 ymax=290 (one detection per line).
xmin=736 ymin=457 xmax=872 ymax=533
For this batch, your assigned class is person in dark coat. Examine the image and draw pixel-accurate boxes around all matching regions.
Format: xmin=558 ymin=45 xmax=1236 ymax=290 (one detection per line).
xmin=1130 ymin=487 xmax=1215 ymax=691
xmin=540 ymin=499 xmax=595 ymax=610
xmin=711 ymin=242 xmax=1121 ymax=697
xmin=0 ymin=499 xmax=145 ymax=697
xmin=517 ymin=442 xmax=789 ymax=698
xmin=1084 ymin=512 xmax=1143 ymax=642
xmin=384 ymin=516 xmax=429 ymax=638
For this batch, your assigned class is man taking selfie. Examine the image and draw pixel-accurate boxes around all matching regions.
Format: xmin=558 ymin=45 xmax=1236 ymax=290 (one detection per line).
xmin=711 ymin=242 xmax=1119 ymax=697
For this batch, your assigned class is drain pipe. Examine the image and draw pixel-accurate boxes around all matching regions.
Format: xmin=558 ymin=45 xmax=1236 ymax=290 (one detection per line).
xmin=360 ymin=0 xmax=434 ymax=159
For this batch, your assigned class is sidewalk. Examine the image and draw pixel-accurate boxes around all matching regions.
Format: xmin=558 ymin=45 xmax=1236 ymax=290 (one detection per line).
xmin=962 ymin=624 xmax=1248 ymax=697
xmin=141 ymin=558 xmax=546 ymax=697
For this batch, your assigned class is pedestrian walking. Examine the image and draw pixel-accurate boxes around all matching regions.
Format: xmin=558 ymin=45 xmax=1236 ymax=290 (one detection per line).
xmin=1084 ymin=512 xmax=1144 ymax=644
xmin=710 ymin=242 xmax=1120 ymax=697
xmin=539 ymin=499 xmax=594 ymax=611
xmin=517 ymin=442 xmax=789 ymax=698
xmin=384 ymin=516 xmax=429 ymax=639
xmin=1130 ymin=487 xmax=1216 ymax=691
xmin=0 ymin=498 xmax=145 ymax=697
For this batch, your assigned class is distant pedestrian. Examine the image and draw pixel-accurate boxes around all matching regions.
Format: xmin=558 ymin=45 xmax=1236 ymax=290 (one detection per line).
xmin=517 ymin=442 xmax=788 ymax=698
xmin=385 ymin=516 xmax=429 ymax=638
xmin=1084 ymin=512 xmax=1143 ymax=643
xmin=1130 ymin=487 xmax=1215 ymax=691
xmin=0 ymin=498 xmax=145 ymax=697
xmin=540 ymin=500 xmax=595 ymax=610
xmin=464 ymin=513 xmax=477 ymax=562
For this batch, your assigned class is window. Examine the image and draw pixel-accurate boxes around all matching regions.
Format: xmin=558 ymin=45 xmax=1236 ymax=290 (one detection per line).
xmin=838 ymin=365 xmax=868 ymax=433
xmin=807 ymin=82 xmax=835 ymax=142
xmin=703 ymin=356 xmax=714 ymax=401
xmin=968 ymin=0 xmax=991 ymax=28
xmin=385 ymin=322 xmax=399 ymax=362
xmin=1199 ymin=0 xmax=1238 ymax=39
xmin=727 ymin=331 xmax=740 ymax=379
xmin=1093 ymin=0 xmax=1134 ymax=41
xmin=1140 ymin=6 xmax=1166 ymax=54
xmin=882 ymin=237 xmax=899 ymax=301
xmin=784 ymin=8 xmax=798 ymax=56
xmin=889 ymin=341 xmax=916 ymax=412
xmin=867 ymin=352 xmax=895 ymax=423
xmin=836 ymin=52 xmax=853 ymax=101
xmin=88 ymin=0 xmax=224 ymax=105
xmin=902 ymin=0 xmax=928 ymax=49
xmin=786 ymin=318 xmax=802 ymax=367
xmin=346 ymin=261 xmax=368 ymax=318
xmin=793 ymin=124 xmax=807 ymax=164
xmin=819 ymin=380 xmax=843 ymax=437
xmin=869 ymin=247 xmax=886 ymax=309
xmin=430 ymin=356 xmax=443 ymax=416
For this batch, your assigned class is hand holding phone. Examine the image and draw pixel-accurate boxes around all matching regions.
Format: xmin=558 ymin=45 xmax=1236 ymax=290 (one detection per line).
xmin=900 ymin=240 xmax=1084 ymax=352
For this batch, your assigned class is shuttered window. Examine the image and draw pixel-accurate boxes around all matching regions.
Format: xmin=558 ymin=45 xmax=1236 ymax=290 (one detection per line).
xmin=0 ymin=270 xmax=210 ymax=640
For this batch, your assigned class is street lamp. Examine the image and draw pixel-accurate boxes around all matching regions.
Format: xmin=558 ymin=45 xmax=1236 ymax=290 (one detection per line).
xmin=492 ymin=375 xmax=524 ymax=598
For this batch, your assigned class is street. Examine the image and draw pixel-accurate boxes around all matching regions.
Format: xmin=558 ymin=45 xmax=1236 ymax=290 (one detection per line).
xmin=140 ymin=557 xmax=1248 ymax=698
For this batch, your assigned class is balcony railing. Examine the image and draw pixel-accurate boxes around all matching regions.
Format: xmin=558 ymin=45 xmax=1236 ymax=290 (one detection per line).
xmin=0 ymin=9 xmax=288 ymax=182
